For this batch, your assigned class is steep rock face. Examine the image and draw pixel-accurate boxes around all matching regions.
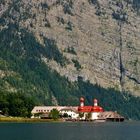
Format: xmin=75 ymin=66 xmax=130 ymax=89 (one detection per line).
xmin=0 ymin=0 xmax=140 ymax=95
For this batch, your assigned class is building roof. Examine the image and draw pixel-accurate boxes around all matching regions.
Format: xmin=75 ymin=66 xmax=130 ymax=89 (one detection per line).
xmin=31 ymin=106 xmax=78 ymax=114
xmin=78 ymin=106 xmax=92 ymax=113
xmin=60 ymin=107 xmax=78 ymax=113
xmin=92 ymin=106 xmax=103 ymax=112
xmin=78 ymin=106 xmax=103 ymax=113
xmin=98 ymin=111 xmax=124 ymax=119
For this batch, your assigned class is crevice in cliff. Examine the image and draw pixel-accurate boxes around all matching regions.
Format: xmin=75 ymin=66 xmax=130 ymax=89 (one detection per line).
xmin=126 ymin=75 xmax=140 ymax=84
xmin=118 ymin=21 xmax=125 ymax=92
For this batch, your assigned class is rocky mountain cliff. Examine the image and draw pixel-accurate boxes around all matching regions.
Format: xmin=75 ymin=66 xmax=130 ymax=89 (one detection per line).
xmin=0 ymin=0 xmax=140 ymax=96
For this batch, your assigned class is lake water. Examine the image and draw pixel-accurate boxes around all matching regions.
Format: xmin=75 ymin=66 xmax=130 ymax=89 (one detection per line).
xmin=0 ymin=122 xmax=140 ymax=140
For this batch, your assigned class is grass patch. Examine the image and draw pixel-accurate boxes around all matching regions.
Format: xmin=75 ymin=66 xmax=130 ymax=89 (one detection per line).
xmin=0 ymin=117 xmax=61 ymax=123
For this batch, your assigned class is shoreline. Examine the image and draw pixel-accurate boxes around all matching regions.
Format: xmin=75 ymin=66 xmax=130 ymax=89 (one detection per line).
xmin=0 ymin=117 xmax=62 ymax=123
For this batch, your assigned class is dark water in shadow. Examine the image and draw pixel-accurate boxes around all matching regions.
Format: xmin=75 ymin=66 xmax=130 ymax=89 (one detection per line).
xmin=0 ymin=122 xmax=140 ymax=140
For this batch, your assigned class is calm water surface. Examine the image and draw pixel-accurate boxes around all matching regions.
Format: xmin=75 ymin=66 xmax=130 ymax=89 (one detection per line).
xmin=0 ymin=122 xmax=140 ymax=140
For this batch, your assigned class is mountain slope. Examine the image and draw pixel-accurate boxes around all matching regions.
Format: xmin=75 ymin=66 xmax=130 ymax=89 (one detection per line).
xmin=0 ymin=0 xmax=140 ymax=119
xmin=1 ymin=0 xmax=140 ymax=95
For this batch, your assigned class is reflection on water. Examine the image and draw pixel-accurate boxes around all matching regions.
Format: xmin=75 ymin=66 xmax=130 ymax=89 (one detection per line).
xmin=0 ymin=122 xmax=140 ymax=140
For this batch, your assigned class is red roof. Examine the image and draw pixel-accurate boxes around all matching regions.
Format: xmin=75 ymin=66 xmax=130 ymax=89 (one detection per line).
xmin=78 ymin=106 xmax=103 ymax=113
xmin=92 ymin=106 xmax=103 ymax=112
xmin=78 ymin=106 xmax=92 ymax=112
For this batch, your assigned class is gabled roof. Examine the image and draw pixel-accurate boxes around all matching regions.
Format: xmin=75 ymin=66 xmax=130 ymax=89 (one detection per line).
xmin=98 ymin=111 xmax=124 ymax=119
xmin=31 ymin=106 xmax=78 ymax=113
xmin=60 ymin=107 xmax=78 ymax=113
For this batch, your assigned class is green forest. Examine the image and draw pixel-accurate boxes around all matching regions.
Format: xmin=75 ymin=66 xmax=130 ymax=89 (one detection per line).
xmin=0 ymin=24 xmax=140 ymax=120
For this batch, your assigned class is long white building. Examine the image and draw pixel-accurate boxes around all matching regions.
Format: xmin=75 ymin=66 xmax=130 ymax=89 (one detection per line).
xmin=31 ymin=106 xmax=78 ymax=119
xmin=31 ymin=98 xmax=124 ymax=121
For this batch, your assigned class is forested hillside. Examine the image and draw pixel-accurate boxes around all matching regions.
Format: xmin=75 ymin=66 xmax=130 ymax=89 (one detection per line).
xmin=0 ymin=0 xmax=140 ymax=119
xmin=0 ymin=24 xmax=140 ymax=119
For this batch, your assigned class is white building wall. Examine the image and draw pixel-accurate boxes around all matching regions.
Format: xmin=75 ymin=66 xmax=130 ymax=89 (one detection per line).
xmin=91 ymin=112 xmax=100 ymax=120
xmin=31 ymin=106 xmax=79 ymax=119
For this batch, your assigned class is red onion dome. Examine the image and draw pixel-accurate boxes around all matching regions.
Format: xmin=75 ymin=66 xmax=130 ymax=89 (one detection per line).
xmin=80 ymin=97 xmax=85 ymax=102
xmin=94 ymin=99 xmax=98 ymax=103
